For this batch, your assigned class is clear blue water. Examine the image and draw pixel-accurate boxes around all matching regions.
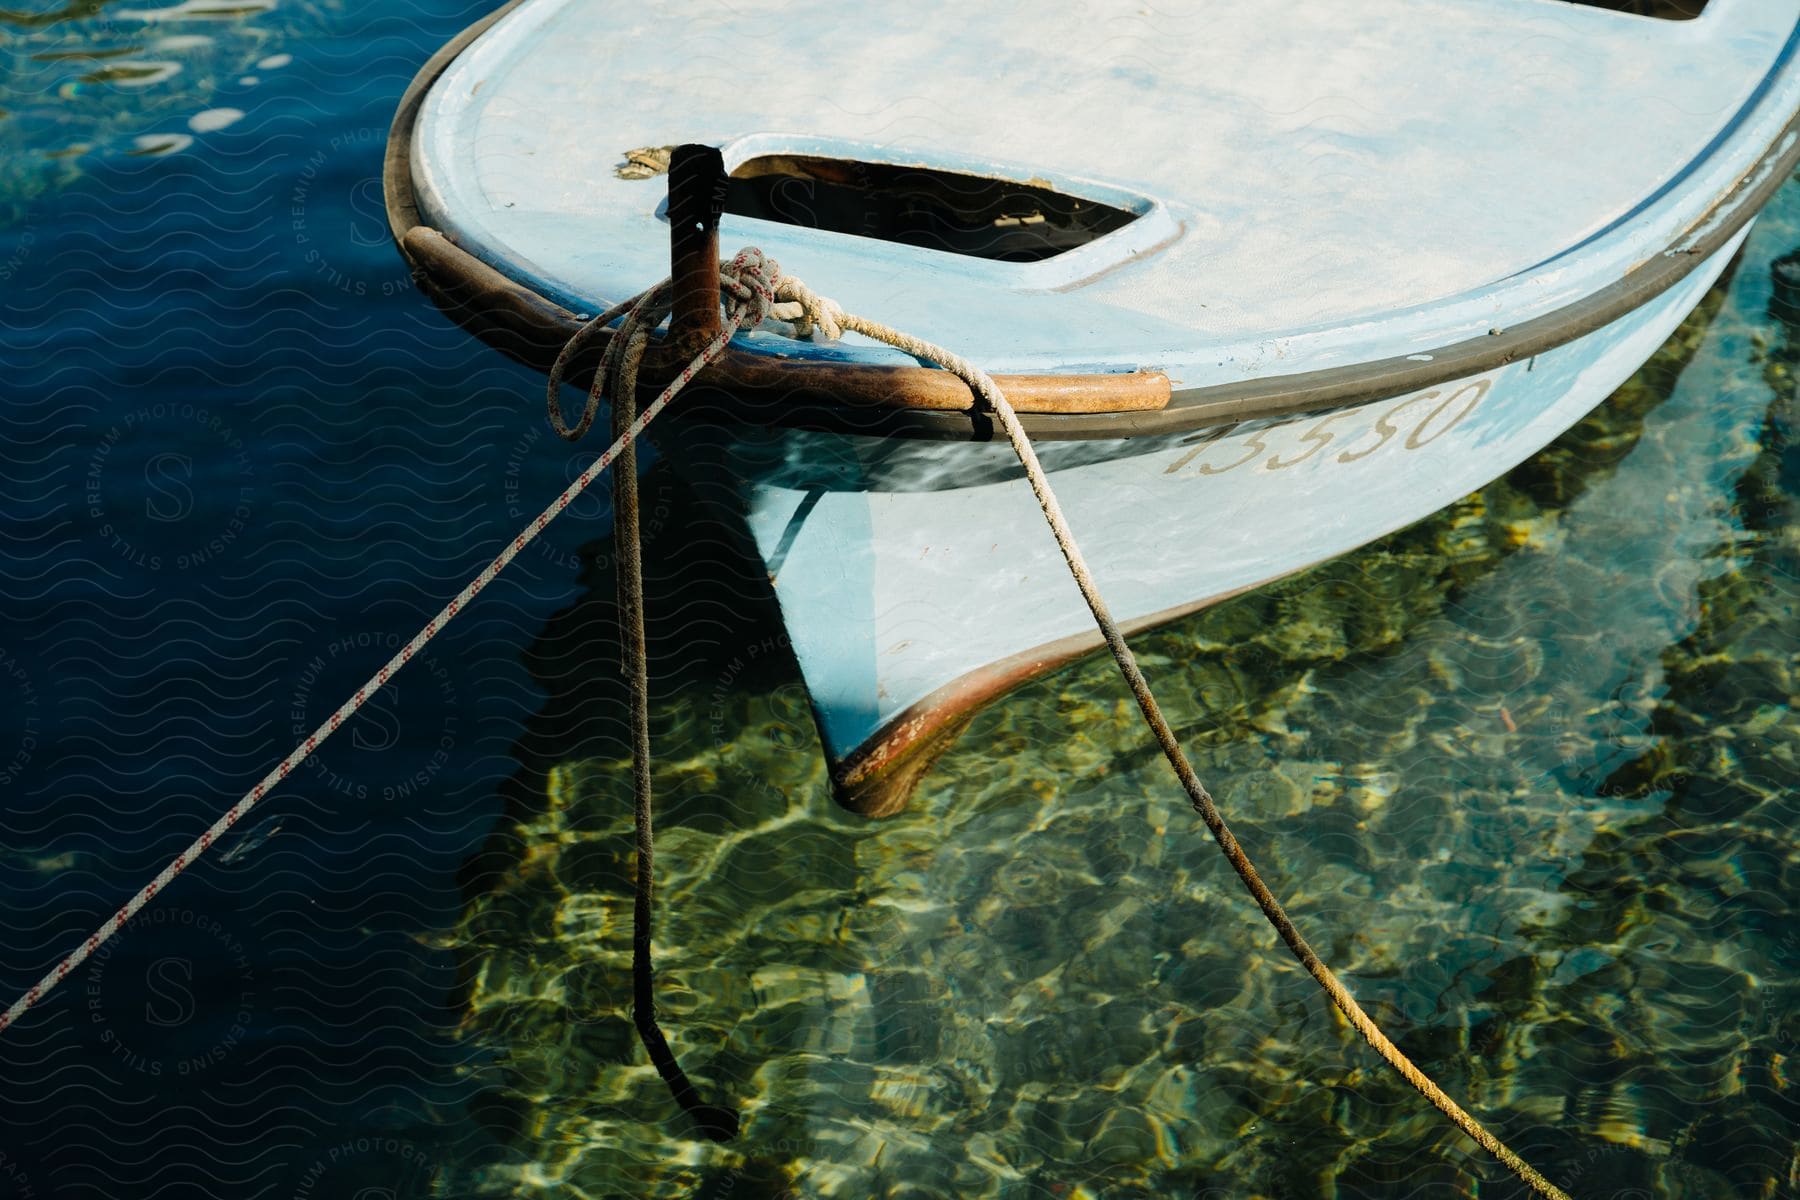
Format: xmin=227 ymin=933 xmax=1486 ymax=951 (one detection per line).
xmin=1 ymin=3 xmax=587 ymax=1195
xmin=3 ymin=4 xmax=1799 ymax=1198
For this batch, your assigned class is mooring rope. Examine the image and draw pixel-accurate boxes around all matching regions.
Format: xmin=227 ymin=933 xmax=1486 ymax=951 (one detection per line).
xmin=0 ymin=250 xmax=774 ymax=1041
xmin=562 ymin=264 xmax=743 ymax=1140
xmin=559 ymin=253 xmax=1568 ymax=1195
xmin=767 ymin=287 xmax=1573 ymax=1200
xmin=2 ymin=244 xmax=1570 ymax=1199
xmin=555 ymin=250 xmax=1570 ymax=1193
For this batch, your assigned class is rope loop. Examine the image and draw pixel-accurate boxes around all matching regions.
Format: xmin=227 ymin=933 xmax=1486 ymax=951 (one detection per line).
xmin=545 ymin=248 xmax=784 ymax=443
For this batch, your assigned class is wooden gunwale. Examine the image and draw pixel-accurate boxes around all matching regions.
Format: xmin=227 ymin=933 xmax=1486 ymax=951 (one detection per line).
xmin=385 ymin=1 xmax=1800 ymax=442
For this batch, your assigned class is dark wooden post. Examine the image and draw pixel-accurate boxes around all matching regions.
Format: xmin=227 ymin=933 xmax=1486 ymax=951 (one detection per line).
xmin=666 ymin=144 xmax=727 ymax=352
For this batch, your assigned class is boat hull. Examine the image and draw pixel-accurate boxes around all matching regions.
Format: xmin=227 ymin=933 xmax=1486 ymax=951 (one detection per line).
xmin=660 ymin=229 xmax=1747 ymax=816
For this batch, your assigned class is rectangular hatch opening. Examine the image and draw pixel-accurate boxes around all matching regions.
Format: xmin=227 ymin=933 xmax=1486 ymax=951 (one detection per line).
xmin=723 ymin=154 xmax=1140 ymax=263
xmin=1560 ymin=1 xmax=1707 ymax=17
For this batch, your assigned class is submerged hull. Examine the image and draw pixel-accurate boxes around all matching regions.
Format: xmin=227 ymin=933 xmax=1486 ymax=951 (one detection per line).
xmin=662 ymin=231 xmax=1747 ymax=815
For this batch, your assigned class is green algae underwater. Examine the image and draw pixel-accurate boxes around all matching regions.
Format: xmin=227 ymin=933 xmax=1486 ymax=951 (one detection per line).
xmin=436 ymin=192 xmax=1800 ymax=1198
xmin=6 ymin=5 xmax=1796 ymax=1192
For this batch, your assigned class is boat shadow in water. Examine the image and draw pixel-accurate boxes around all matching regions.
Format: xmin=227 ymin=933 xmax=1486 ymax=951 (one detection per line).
xmin=441 ymin=251 xmax=1781 ymax=1197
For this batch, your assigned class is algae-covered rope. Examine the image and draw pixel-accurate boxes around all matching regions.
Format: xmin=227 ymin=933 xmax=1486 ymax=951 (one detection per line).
xmin=785 ymin=298 xmax=1573 ymax=1200
xmin=574 ymin=271 xmax=742 ymax=1141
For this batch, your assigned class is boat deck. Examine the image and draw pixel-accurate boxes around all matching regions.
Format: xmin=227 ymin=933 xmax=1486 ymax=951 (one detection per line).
xmin=410 ymin=0 xmax=1800 ymax=389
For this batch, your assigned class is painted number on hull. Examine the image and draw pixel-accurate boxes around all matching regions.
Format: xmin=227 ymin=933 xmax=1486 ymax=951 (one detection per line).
xmin=1163 ymin=380 xmax=1492 ymax=477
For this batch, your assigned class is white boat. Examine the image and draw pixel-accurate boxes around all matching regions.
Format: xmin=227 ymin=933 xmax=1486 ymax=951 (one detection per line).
xmin=386 ymin=0 xmax=1800 ymax=817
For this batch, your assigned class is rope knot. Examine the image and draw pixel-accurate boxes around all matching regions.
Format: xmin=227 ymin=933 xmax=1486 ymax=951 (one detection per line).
xmin=546 ymin=248 xmax=787 ymax=442
xmin=771 ymin=276 xmax=846 ymax=342
xmin=720 ymin=247 xmax=782 ymax=329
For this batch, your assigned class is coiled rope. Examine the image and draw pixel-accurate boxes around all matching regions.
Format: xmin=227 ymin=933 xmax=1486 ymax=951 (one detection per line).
xmin=2 ymin=245 xmax=1571 ymax=1199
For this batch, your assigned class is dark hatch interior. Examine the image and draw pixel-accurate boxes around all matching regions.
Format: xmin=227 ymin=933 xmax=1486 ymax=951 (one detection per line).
xmin=724 ymin=155 xmax=1139 ymax=264
xmin=1563 ymin=0 xmax=1707 ymax=18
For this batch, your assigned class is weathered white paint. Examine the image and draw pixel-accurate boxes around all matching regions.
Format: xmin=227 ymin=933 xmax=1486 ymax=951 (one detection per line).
xmin=412 ymin=0 xmax=1800 ymax=387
